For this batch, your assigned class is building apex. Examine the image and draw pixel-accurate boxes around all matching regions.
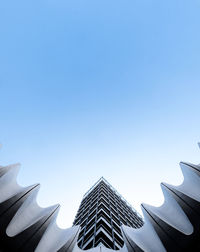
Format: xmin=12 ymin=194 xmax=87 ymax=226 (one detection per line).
xmin=82 ymin=176 xmax=141 ymax=218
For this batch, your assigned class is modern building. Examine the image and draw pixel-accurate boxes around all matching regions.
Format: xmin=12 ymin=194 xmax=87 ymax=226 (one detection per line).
xmin=1 ymin=144 xmax=200 ymax=251
xmin=73 ymin=177 xmax=144 ymax=250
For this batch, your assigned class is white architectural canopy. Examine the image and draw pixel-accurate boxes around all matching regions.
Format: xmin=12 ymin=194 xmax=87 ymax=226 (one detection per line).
xmin=0 ymin=145 xmax=200 ymax=251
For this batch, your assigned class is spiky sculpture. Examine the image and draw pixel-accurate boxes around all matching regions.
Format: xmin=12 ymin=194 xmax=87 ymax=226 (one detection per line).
xmin=0 ymin=145 xmax=200 ymax=251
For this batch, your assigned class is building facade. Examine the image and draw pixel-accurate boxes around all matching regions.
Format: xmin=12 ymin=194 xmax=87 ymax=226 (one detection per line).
xmin=1 ymin=144 xmax=200 ymax=251
xmin=73 ymin=177 xmax=143 ymax=250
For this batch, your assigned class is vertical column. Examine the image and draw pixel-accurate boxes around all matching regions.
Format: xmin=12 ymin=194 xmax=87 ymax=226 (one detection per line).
xmin=107 ymin=185 xmax=116 ymax=250
xmin=92 ymin=183 xmax=100 ymax=247
xmin=74 ymin=198 xmax=87 ymax=225
xmin=80 ymin=189 xmax=96 ymax=249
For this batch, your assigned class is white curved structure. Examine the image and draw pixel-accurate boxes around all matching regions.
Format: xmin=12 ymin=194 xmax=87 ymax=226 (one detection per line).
xmin=0 ymin=144 xmax=200 ymax=251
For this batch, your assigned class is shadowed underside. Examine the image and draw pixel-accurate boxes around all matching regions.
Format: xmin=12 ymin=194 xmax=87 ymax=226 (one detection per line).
xmin=0 ymin=145 xmax=200 ymax=251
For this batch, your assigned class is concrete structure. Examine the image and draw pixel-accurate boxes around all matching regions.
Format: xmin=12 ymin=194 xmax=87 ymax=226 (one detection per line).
xmin=73 ymin=177 xmax=143 ymax=250
xmin=0 ymin=144 xmax=200 ymax=251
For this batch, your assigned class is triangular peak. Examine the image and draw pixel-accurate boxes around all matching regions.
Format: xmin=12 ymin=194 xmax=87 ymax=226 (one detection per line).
xmin=73 ymin=177 xmax=143 ymax=250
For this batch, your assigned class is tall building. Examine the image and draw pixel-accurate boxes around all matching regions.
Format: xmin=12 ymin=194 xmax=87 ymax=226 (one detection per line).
xmin=73 ymin=177 xmax=143 ymax=250
xmin=2 ymin=147 xmax=200 ymax=251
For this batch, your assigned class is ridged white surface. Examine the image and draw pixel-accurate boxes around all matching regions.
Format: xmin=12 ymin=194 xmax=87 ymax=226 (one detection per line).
xmin=143 ymin=184 xmax=193 ymax=235
xmin=0 ymin=164 xmax=22 ymax=203
xmin=122 ymin=210 xmax=166 ymax=252
xmin=169 ymin=162 xmax=200 ymax=202
xmin=35 ymin=221 xmax=79 ymax=252
xmin=1 ymin=145 xmax=200 ymax=252
xmin=6 ymin=185 xmax=58 ymax=237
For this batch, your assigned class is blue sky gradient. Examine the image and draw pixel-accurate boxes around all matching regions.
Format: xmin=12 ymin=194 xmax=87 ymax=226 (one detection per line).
xmin=0 ymin=0 xmax=200 ymax=227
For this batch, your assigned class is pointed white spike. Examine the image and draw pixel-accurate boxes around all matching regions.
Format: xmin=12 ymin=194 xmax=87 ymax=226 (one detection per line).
xmin=142 ymin=184 xmax=193 ymax=235
xmin=35 ymin=222 xmax=79 ymax=252
xmin=122 ymin=209 xmax=166 ymax=252
xmin=6 ymin=185 xmax=59 ymax=237
xmin=168 ymin=162 xmax=200 ymax=202
xmin=0 ymin=163 xmax=22 ymax=203
xmin=0 ymin=163 xmax=21 ymax=175
xmin=1 ymin=163 xmax=20 ymax=169
xmin=181 ymin=162 xmax=200 ymax=173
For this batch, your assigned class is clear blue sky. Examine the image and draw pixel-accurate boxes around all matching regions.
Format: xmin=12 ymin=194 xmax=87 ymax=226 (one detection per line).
xmin=0 ymin=0 xmax=200 ymax=227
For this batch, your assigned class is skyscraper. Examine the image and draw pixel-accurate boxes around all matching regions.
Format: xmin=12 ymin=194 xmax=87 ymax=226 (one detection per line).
xmin=1 ymin=147 xmax=200 ymax=251
xmin=73 ymin=177 xmax=143 ymax=250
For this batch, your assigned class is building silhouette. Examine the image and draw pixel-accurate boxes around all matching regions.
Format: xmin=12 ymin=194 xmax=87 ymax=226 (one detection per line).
xmin=73 ymin=177 xmax=143 ymax=250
